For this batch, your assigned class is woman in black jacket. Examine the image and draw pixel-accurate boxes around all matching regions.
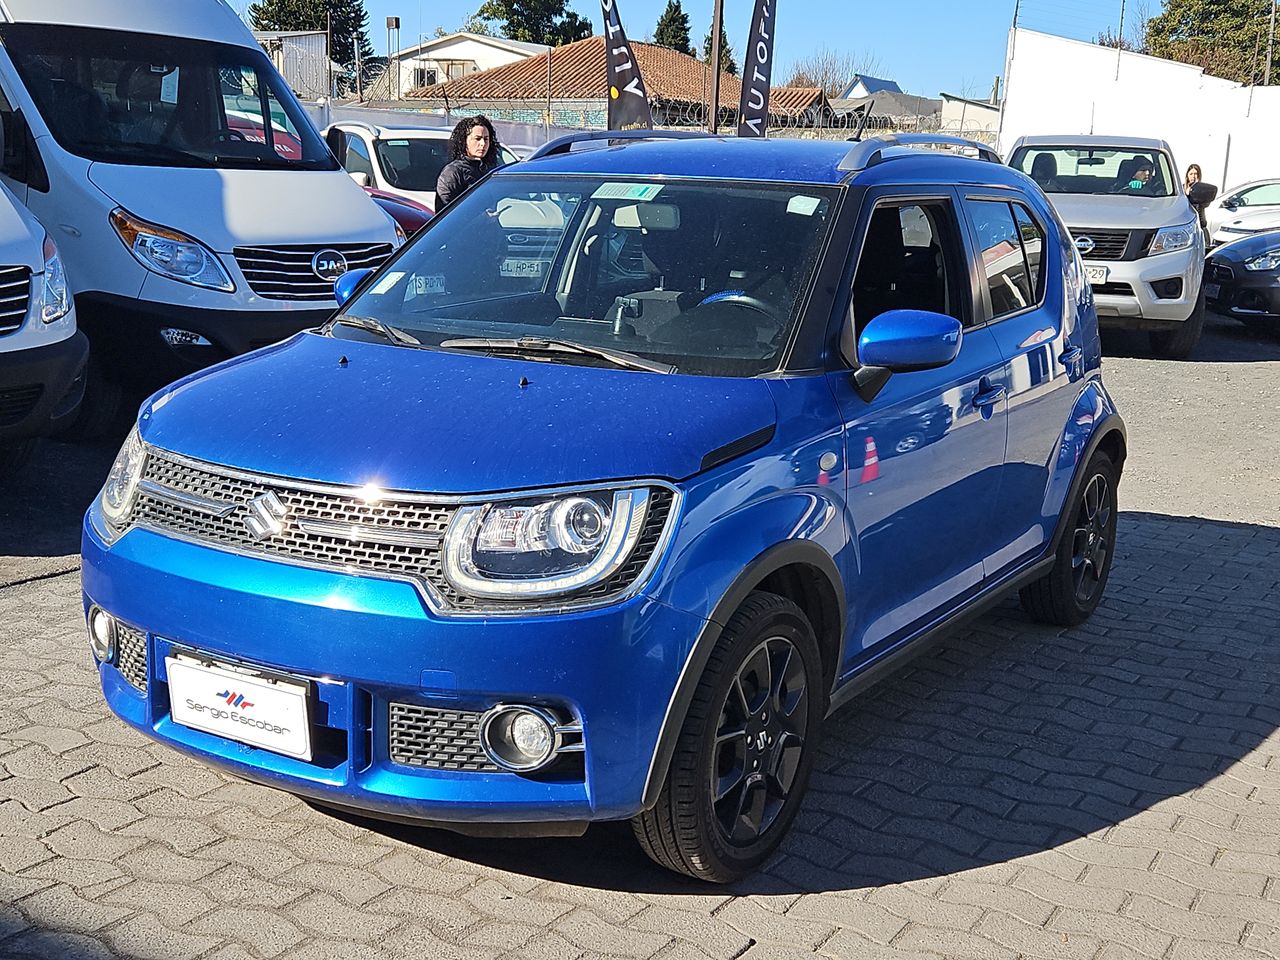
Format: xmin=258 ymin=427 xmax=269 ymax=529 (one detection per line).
xmin=435 ymin=115 xmax=502 ymax=209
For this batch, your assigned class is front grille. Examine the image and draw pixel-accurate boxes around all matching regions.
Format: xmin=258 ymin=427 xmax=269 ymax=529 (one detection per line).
xmin=1209 ymin=263 xmax=1235 ymax=283
xmin=0 ymin=266 xmax=31 ymax=336
xmin=126 ymin=448 xmax=673 ymax=611
xmin=116 ymin=624 xmax=148 ymax=692
xmin=0 ymin=385 xmax=42 ymax=427
xmin=389 ymin=703 xmax=497 ymax=771
xmin=234 ymin=244 xmax=394 ymax=302
xmin=1092 ymin=282 xmax=1134 ymax=297
xmin=1071 ymin=229 xmax=1129 ymax=261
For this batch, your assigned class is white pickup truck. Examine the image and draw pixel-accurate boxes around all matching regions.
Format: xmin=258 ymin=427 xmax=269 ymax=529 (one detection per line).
xmin=1008 ymin=135 xmax=1217 ymax=359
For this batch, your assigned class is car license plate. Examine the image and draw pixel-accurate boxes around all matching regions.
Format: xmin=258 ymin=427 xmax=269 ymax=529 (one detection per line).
xmin=1085 ymin=265 xmax=1109 ymax=285
xmin=1204 ymin=282 xmax=1221 ymax=300
xmin=167 ymin=655 xmax=312 ymax=761
xmin=501 ymin=258 xmax=546 ymax=278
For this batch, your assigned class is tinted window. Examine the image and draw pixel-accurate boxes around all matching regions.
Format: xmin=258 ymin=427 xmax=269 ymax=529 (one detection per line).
xmin=375 ymin=138 xmax=450 ymax=192
xmin=966 ymin=200 xmax=1036 ymax=318
xmin=344 ymin=136 xmax=375 ymax=178
xmin=1012 ymin=203 xmax=1046 ymax=303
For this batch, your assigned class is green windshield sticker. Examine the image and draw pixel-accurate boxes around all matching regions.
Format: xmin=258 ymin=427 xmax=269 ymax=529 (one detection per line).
xmin=591 ymin=183 xmax=665 ymax=201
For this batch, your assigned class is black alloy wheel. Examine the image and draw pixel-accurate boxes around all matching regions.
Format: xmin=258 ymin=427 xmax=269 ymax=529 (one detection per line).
xmin=1070 ymin=472 xmax=1113 ymax=606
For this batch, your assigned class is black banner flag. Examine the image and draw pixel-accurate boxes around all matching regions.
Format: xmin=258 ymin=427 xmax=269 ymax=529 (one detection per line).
xmin=601 ymin=0 xmax=653 ymax=130
xmin=737 ymin=0 xmax=777 ymax=137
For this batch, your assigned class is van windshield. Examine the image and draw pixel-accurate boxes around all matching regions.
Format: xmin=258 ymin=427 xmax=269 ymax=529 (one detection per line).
xmin=339 ymin=174 xmax=838 ymax=377
xmin=1010 ymin=146 xmax=1176 ymax=198
xmin=0 ymin=24 xmax=337 ymax=171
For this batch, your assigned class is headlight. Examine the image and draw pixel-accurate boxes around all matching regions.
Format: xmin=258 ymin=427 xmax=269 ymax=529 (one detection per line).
xmin=442 ymin=488 xmax=655 ymax=601
xmin=39 ymin=235 xmax=71 ymax=323
xmin=1244 ymin=251 xmax=1280 ymax=272
xmin=99 ymin=427 xmax=147 ymax=530
xmin=1149 ymin=221 xmax=1198 ymax=255
xmin=109 ymin=208 xmax=234 ymax=292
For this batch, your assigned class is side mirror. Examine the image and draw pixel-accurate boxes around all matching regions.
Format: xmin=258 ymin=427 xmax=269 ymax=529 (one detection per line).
xmin=349 ymin=171 xmax=371 ymax=188
xmin=334 ymin=268 xmax=374 ymax=308
xmin=849 ymin=309 xmax=962 ymax=401
xmin=1188 ymin=182 xmax=1218 ymax=206
xmin=324 ymin=126 xmax=347 ymax=162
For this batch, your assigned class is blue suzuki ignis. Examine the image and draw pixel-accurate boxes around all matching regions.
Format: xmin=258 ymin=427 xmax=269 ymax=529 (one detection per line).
xmin=83 ymin=133 xmax=1125 ymax=881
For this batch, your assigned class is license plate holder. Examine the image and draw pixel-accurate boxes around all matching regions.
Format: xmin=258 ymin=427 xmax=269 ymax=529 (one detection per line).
xmin=1085 ymin=265 xmax=1109 ymax=285
xmin=1204 ymin=282 xmax=1221 ymax=300
xmin=167 ymin=655 xmax=312 ymax=761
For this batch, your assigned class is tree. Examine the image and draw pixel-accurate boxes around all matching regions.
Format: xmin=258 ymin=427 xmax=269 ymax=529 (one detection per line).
xmin=1143 ymin=0 xmax=1279 ymax=85
xmin=654 ymin=1 xmax=693 ymax=56
xmin=461 ymin=12 xmax=497 ymax=36
xmin=473 ymin=0 xmax=592 ymax=46
xmin=248 ymin=0 xmax=374 ymax=69
xmin=783 ymin=46 xmax=883 ymax=98
xmin=703 ymin=24 xmax=737 ymax=76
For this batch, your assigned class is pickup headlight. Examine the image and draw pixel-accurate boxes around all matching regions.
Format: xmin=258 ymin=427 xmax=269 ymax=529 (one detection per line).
xmin=99 ymin=427 xmax=147 ymax=531
xmin=442 ymin=487 xmax=657 ymax=601
xmin=1149 ymin=221 xmax=1198 ymax=256
xmin=39 ymin=235 xmax=71 ymax=323
xmin=109 ymin=208 xmax=234 ymax=292
xmin=1244 ymin=251 xmax=1280 ymax=272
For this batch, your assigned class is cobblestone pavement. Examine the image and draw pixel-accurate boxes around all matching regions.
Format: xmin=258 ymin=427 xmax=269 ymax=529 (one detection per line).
xmin=2 ymin=316 xmax=1280 ymax=960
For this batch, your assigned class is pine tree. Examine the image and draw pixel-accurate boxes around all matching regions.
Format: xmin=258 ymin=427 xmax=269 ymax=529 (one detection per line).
xmin=654 ymin=0 xmax=693 ymax=56
xmin=703 ymin=24 xmax=737 ymax=76
xmin=248 ymin=0 xmax=373 ymax=69
xmin=473 ymin=0 xmax=593 ymax=46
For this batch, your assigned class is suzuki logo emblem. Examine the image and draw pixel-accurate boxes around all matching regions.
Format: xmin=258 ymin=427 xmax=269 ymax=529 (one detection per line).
xmin=244 ymin=491 xmax=288 ymax=541
xmin=311 ymin=249 xmax=348 ymax=281
xmin=1074 ymin=236 xmax=1096 ymax=256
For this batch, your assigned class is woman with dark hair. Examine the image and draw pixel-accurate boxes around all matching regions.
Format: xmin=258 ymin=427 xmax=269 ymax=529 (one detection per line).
xmin=1185 ymin=163 xmax=1208 ymax=230
xmin=435 ymin=115 xmax=502 ymax=209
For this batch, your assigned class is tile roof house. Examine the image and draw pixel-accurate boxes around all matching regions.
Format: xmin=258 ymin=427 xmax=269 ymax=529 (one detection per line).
xmin=406 ymin=36 xmax=829 ymax=129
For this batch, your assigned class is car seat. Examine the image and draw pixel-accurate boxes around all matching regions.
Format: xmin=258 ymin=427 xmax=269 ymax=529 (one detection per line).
xmin=1030 ymin=153 xmax=1059 ymax=188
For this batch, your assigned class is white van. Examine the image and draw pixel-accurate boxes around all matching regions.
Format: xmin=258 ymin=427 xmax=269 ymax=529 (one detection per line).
xmin=0 ymin=0 xmax=400 ymax=431
xmin=0 ymin=176 xmax=85 ymax=476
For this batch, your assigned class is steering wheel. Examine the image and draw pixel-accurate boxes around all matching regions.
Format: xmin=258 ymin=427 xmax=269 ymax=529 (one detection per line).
xmin=199 ymin=129 xmax=250 ymax=148
xmin=692 ymin=291 xmax=783 ymax=323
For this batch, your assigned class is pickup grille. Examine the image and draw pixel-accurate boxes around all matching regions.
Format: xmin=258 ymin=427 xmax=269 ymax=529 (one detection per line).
xmin=234 ymin=243 xmax=393 ymax=302
xmin=0 ymin=266 xmax=32 ymax=336
xmin=1070 ymin=229 xmax=1129 ymax=261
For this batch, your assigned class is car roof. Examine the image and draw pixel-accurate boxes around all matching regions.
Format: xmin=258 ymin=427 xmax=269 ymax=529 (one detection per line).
xmin=1013 ymin=134 xmax=1172 ymax=153
xmin=497 ymin=136 xmax=1032 ymax=190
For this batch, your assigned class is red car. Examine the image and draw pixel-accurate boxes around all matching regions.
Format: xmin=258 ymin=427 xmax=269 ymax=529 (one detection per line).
xmin=366 ymin=188 xmax=433 ymax=236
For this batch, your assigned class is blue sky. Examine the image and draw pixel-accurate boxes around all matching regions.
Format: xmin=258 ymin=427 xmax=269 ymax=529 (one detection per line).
xmin=235 ymin=0 xmax=1147 ymax=99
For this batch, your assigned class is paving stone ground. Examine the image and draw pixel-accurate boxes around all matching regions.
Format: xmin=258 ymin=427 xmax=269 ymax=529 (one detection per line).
xmin=2 ymin=315 xmax=1280 ymax=960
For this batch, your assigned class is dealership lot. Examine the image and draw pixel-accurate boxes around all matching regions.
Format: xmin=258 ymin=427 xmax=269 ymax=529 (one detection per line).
xmin=2 ymin=315 xmax=1279 ymax=960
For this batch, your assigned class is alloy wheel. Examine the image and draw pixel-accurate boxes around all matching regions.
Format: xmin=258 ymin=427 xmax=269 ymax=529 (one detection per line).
xmin=1070 ymin=473 xmax=1113 ymax=605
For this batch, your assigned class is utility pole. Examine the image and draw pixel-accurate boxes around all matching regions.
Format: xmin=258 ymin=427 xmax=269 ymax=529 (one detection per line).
xmin=1267 ymin=0 xmax=1277 ymax=85
xmin=354 ymin=33 xmax=363 ymax=101
xmin=1115 ymin=0 xmax=1126 ymax=81
xmin=708 ymin=0 xmax=724 ymax=133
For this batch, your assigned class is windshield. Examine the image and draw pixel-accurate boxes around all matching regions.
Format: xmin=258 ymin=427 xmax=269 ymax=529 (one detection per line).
xmin=1011 ymin=146 xmax=1176 ymax=198
xmin=0 ymin=23 xmax=337 ymax=171
xmin=374 ymin=137 xmax=519 ymax=192
xmin=340 ymin=174 xmax=838 ymax=377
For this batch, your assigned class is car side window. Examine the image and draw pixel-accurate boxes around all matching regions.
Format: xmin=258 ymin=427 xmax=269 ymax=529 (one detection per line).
xmin=1239 ymin=183 xmax=1280 ymax=207
xmin=344 ymin=136 xmax=375 ymax=179
xmin=850 ymin=200 xmax=965 ymax=338
xmin=1011 ymin=203 xmax=1046 ymax=303
xmin=965 ymin=199 xmax=1043 ymax=320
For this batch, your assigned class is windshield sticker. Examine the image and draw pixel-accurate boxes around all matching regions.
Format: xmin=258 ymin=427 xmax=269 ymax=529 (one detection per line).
xmin=160 ymin=68 xmax=180 ymax=105
xmin=787 ymin=195 xmax=821 ymax=216
xmin=591 ymin=183 xmax=665 ymax=202
xmin=369 ymin=271 xmax=405 ymax=295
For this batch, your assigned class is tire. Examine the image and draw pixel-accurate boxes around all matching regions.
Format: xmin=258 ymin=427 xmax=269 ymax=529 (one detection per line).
xmin=1019 ymin=450 xmax=1119 ymax=626
xmin=0 ymin=438 xmax=37 ymax=480
xmin=57 ymin=357 xmax=125 ymax=441
xmin=1149 ymin=290 xmax=1205 ymax=360
xmin=631 ymin=591 xmax=824 ymax=882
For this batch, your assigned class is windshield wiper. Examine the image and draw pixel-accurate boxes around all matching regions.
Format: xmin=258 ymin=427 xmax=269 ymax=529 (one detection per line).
xmin=76 ymin=140 xmax=214 ymax=167
xmin=323 ymin=315 xmax=421 ymax=347
xmin=439 ymin=336 xmax=675 ymax=374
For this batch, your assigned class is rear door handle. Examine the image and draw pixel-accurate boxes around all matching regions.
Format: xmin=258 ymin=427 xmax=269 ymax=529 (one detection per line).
xmin=972 ymin=384 xmax=1006 ymax=408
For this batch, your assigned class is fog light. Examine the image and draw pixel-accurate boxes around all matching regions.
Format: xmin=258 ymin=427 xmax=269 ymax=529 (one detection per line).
xmin=87 ymin=607 xmax=117 ymax=663
xmin=479 ymin=704 xmax=560 ymax=772
xmin=160 ymin=327 xmax=212 ymax=347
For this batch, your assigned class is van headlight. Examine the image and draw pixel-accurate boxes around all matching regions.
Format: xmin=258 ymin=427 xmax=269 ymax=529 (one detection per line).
xmin=442 ymin=488 xmax=656 ymax=601
xmin=99 ymin=427 xmax=147 ymax=531
xmin=109 ymin=208 xmax=234 ymax=292
xmin=39 ymin=235 xmax=71 ymax=323
xmin=1149 ymin=221 xmax=1198 ymax=256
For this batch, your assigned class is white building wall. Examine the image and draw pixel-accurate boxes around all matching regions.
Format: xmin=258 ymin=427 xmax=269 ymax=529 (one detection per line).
xmin=394 ymin=37 xmax=539 ymax=95
xmin=940 ymin=98 xmax=1001 ymax=136
xmin=999 ymin=29 xmax=1279 ymax=191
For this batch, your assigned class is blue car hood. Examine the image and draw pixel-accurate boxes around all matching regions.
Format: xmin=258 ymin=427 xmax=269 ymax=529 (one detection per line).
xmin=140 ymin=333 xmax=777 ymax=493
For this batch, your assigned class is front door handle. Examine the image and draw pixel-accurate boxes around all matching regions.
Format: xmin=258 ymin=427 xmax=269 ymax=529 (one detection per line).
xmin=972 ymin=383 xmax=1007 ymax=408
xmin=1060 ymin=346 xmax=1084 ymax=368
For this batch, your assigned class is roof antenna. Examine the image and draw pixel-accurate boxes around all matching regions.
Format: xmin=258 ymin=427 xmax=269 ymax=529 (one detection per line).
xmin=849 ymin=98 xmax=875 ymax=142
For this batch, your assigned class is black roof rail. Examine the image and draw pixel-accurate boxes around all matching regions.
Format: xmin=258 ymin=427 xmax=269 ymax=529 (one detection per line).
xmin=839 ymin=134 xmax=1002 ymax=172
xmin=526 ymin=129 xmax=717 ymax=161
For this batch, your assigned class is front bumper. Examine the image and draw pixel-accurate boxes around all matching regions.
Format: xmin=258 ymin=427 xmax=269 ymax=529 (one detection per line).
xmin=81 ymin=506 xmax=706 ymax=828
xmin=0 ymin=331 xmax=88 ymax=441
xmin=1204 ymin=260 xmax=1280 ymax=323
xmin=75 ymin=292 xmax=332 ymax=387
xmin=1088 ymin=248 xmax=1203 ymax=327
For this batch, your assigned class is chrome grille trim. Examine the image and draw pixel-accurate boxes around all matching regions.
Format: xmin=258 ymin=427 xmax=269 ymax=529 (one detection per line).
xmin=123 ymin=445 xmax=680 ymax=616
xmin=0 ymin=266 xmax=32 ymax=336
xmin=234 ymin=243 xmax=394 ymax=302
xmin=116 ymin=623 xmax=148 ymax=692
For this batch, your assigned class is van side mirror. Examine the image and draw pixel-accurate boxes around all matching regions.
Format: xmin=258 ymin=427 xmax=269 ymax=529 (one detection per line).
xmin=324 ymin=127 xmax=348 ymax=163
xmin=334 ymin=268 xmax=373 ymax=308
xmin=349 ymin=171 xmax=371 ymax=188
xmin=1188 ymin=182 xmax=1218 ymax=206
xmin=849 ymin=309 xmax=963 ymax=401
